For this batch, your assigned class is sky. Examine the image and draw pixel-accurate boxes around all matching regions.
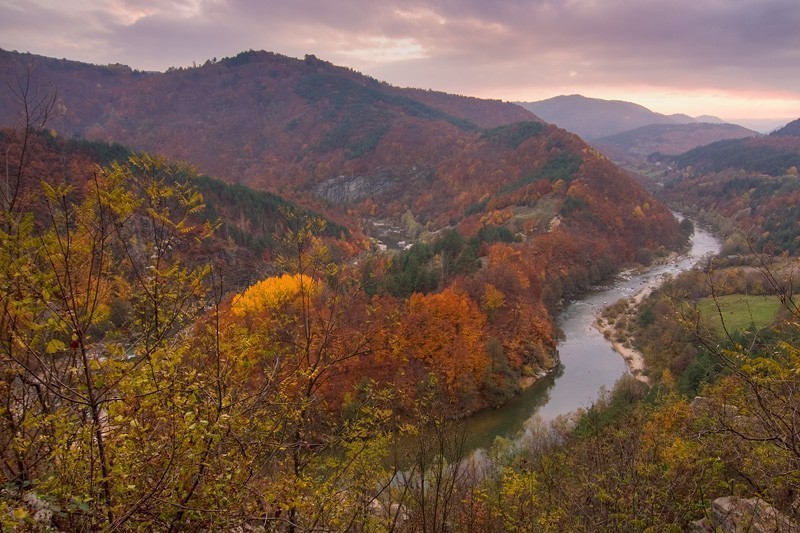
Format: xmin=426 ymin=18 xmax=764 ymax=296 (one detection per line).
xmin=2 ymin=0 xmax=799 ymax=126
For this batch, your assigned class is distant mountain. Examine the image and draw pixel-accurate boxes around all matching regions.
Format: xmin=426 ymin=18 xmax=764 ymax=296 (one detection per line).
xmin=771 ymin=118 xmax=800 ymax=137
xmin=591 ymin=122 xmax=759 ymax=161
xmin=518 ymin=95 xmax=734 ymax=140
xmin=668 ymin=114 xmax=697 ymax=125
xmin=0 ymin=49 xmax=544 ymax=224
xmin=672 ymin=113 xmax=725 ymax=124
xmin=728 ymin=118 xmax=797 ymax=134
xmin=517 ymin=95 xmax=676 ymax=139
xmin=694 ymin=115 xmax=726 ymax=124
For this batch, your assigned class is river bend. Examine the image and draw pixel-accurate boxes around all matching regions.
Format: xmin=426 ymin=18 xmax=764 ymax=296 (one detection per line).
xmin=463 ymin=220 xmax=722 ymax=451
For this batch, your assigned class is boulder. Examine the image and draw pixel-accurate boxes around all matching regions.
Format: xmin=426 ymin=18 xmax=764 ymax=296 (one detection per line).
xmin=691 ymin=496 xmax=798 ymax=532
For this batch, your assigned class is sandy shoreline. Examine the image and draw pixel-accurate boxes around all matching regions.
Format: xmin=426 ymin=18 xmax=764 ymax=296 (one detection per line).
xmin=592 ymin=279 xmax=660 ymax=385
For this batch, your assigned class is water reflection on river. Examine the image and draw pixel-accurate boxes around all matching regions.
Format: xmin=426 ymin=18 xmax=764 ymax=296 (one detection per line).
xmin=462 ymin=220 xmax=722 ymax=452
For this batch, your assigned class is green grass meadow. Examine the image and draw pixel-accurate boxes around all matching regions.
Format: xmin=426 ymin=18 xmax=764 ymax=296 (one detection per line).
xmin=697 ymin=294 xmax=782 ymax=335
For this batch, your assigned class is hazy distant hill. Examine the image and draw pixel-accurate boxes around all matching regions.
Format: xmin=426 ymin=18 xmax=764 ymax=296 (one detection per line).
xmin=694 ymin=115 xmax=727 ymax=124
xmin=517 ymin=95 xmax=674 ymax=139
xmin=518 ymin=94 xmax=729 ymax=140
xmin=667 ymin=113 xmax=696 ymax=125
xmin=591 ymin=122 xmax=758 ymax=161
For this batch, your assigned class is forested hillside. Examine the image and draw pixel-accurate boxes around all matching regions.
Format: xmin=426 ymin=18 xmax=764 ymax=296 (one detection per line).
xmin=0 ymin=120 xmax=574 ymax=529
xmin=653 ymin=121 xmax=800 ymax=254
xmin=0 ymin=49 xmax=697 ymax=530
xmin=654 ymin=133 xmax=800 ymax=177
xmin=0 ymin=128 xmax=356 ymax=286
xmin=1 ymin=49 xmax=675 ymax=239
xmin=0 ymin=116 xmax=682 ymax=424
xmin=0 ymin=49 xmax=534 ymax=219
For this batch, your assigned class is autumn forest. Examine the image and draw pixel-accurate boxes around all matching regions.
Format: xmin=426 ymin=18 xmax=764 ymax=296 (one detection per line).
xmin=1 ymin=48 xmax=799 ymax=531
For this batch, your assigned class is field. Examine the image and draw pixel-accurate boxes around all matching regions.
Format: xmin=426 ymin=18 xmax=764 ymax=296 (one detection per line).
xmin=697 ymin=294 xmax=782 ymax=334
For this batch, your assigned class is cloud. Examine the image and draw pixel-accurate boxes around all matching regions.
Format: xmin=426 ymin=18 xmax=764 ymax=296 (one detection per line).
xmin=1 ymin=0 xmax=798 ymax=117
xmin=337 ymin=37 xmax=428 ymax=65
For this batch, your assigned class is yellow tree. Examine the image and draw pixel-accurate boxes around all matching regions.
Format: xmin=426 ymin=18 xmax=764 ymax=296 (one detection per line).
xmin=0 ymin=155 xmax=268 ymax=530
xmin=230 ymin=208 xmax=395 ymax=531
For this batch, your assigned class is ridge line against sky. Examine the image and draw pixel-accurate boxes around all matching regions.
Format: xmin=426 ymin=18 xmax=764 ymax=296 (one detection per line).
xmin=1 ymin=0 xmax=799 ymax=122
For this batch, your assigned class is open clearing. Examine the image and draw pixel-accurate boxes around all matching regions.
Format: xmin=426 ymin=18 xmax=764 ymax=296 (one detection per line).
xmin=697 ymin=294 xmax=782 ymax=334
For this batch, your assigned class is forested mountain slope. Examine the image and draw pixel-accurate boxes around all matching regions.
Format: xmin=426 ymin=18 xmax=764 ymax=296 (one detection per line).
xmin=0 ymin=108 xmax=682 ymax=421
xmin=654 ymin=119 xmax=800 ymax=254
xmin=0 ymin=49 xmax=533 ymax=217
xmin=654 ymin=131 xmax=800 ymax=177
xmin=2 ymin=49 xmax=673 ymax=246
xmin=771 ymin=118 xmax=800 ymax=137
xmin=0 ymin=128 xmax=355 ymax=287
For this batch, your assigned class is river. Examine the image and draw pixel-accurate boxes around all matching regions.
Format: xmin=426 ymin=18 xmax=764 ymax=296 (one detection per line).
xmin=461 ymin=220 xmax=722 ymax=452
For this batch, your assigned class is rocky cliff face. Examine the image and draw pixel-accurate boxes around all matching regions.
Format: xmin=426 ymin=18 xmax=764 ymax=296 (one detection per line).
xmin=689 ymin=496 xmax=797 ymax=532
xmin=313 ymin=170 xmax=399 ymax=205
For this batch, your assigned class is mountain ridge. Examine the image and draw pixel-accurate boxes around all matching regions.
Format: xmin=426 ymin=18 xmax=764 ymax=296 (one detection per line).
xmin=1 ymin=49 xmax=673 ymax=247
xmin=0 ymin=49 xmax=543 ymax=222
xmin=518 ymin=94 xmax=732 ymax=140
xmin=651 ymin=118 xmax=800 ymax=254
xmin=592 ymin=122 xmax=759 ymax=162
